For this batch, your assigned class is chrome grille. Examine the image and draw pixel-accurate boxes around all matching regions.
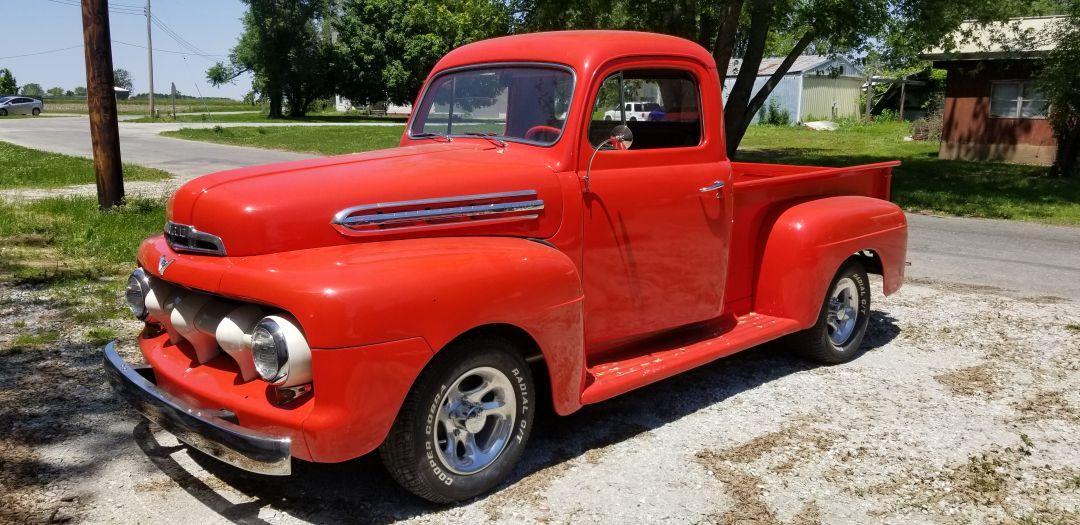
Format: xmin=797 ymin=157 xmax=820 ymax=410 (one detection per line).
xmin=165 ymin=221 xmax=227 ymax=256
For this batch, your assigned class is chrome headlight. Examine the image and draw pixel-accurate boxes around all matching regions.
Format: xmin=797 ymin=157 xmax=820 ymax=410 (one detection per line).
xmin=251 ymin=315 xmax=312 ymax=386
xmin=125 ymin=268 xmax=151 ymax=320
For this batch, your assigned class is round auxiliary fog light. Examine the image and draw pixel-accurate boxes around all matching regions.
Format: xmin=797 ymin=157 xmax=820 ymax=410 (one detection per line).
xmin=250 ymin=315 xmax=312 ymax=386
xmin=125 ymin=268 xmax=152 ymax=320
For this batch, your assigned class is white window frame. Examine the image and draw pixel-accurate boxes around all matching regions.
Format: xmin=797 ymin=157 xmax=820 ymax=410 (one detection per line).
xmin=989 ymin=80 xmax=1048 ymax=119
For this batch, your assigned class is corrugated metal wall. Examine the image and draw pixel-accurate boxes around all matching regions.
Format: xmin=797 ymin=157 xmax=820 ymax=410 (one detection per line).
xmin=800 ymin=76 xmax=863 ymax=121
xmin=722 ymin=75 xmax=802 ymax=124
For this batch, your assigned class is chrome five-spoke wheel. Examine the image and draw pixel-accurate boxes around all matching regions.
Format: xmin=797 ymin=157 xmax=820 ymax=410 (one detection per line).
xmin=434 ymin=366 xmax=517 ymax=475
xmin=380 ymin=335 xmax=534 ymax=503
xmin=787 ymin=260 xmax=870 ymax=364
xmin=827 ymin=277 xmax=859 ymax=346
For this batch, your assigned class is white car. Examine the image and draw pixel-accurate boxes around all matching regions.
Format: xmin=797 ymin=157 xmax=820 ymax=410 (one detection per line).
xmin=0 ymin=96 xmax=44 ymax=116
xmin=603 ymin=101 xmax=661 ymax=121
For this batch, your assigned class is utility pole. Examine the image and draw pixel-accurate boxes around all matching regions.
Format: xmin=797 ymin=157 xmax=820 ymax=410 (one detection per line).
xmin=865 ymin=74 xmax=873 ymax=121
xmin=171 ymin=82 xmax=176 ymax=119
xmin=81 ymin=0 xmax=124 ymax=208
xmin=145 ymin=0 xmax=154 ymax=117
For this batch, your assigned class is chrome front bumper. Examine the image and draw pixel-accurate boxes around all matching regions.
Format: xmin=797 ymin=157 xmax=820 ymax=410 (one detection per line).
xmin=103 ymin=341 xmax=292 ymax=475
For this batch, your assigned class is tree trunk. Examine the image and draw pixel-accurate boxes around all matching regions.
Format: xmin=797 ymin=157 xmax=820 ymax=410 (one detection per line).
xmin=722 ymin=0 xmax=774 ymax=157
xmin=268 ymin=89 xmax=283 ymax=119
xmin=726 ymin=31 xmax=815 ymax=156
xmin=711 ymin=0 xmax=744 ymax=92
xmin=1050 ymin=118 xmax=1079 ymax=177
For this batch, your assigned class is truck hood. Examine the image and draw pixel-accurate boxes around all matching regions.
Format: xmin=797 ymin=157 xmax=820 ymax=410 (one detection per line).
xmin=166 ymin=142 xmax=567 ymax=257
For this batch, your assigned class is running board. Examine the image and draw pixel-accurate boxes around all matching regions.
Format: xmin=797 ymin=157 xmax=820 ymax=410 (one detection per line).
xmin=580 ymin=313 xmax=801 ymax=405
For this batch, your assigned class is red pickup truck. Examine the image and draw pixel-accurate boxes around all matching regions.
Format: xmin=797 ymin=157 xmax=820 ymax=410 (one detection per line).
xmin=105 ymin=30 xmax=906 ymax=502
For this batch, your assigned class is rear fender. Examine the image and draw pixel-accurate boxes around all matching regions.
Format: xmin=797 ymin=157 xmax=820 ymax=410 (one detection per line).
xmin=753 ymin=196 xmax=907 ymax=327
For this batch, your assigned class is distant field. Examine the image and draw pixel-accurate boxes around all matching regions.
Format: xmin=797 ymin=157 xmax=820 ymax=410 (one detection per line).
xmin=128 ymin=111 xmax=408 ymax=124
xmin=39 ymin=97 xmax=252 ymax=115
xmin=162 ymin=125 xmax=405 ymax=155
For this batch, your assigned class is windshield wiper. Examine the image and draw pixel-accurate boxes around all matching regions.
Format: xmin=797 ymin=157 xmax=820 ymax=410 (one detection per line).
xmin=464 ymin=132 xmax=507 ymax=148
xmin=412 ymin=132 xmax=453 ymax=142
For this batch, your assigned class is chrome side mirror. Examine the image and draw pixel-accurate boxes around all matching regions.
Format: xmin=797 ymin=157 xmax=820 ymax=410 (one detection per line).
xmin=608 ymin=124 xmax=633 ymax=150
xmin=584 ymin=125 xmax=634 ymax=193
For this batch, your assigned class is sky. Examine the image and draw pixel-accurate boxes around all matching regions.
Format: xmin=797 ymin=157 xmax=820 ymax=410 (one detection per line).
xmin=0 ymin=0 xmax=253 ymax=99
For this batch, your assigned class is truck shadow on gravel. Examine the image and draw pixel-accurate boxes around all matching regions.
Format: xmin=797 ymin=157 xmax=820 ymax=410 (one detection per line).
xmin=129 ymin=310 xmax=899 ymax=525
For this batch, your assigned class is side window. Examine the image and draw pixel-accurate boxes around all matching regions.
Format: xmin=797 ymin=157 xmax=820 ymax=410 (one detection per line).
xmin=991 ymin=81 xmax=1049 ymax=119
xmin=588 ymin=69 xmax=701 ymax=149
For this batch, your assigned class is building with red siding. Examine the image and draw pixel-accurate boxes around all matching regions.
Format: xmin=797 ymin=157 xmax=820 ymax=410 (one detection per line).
xmin=922 ymin=17 xmax=1065 ymax=166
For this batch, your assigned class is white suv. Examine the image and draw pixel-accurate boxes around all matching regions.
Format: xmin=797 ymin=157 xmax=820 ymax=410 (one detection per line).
xmin=603 ymin=101 xmax=661 ymax=121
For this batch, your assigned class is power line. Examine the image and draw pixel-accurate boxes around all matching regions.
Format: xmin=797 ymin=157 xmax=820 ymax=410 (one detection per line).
xmin=0 ymin=41 xmax=224 ymax=61
xmin=112 ymin=39 xmax=224 ymax=58
xmin=43 ymin=0 xmax=143 ymax=16
xmin=151 ymin=15 xmax=211 ymax=57
xmin=0 ymin=44 xmax=84 ymax=60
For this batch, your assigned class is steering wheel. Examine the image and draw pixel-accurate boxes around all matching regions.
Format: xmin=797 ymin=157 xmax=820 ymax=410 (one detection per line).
xmin=524 ymin=125 xmax=561 ymax=142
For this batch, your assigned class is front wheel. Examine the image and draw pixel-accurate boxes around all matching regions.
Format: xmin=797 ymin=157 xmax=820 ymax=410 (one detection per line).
xmin=787 ymin=260 xmax=870 ymax=364
xmin=0 ymin=109 xmax=7 ymax=117
xmin=32 ymin=108 xmax=41 ymax=116
xmin=380 ymin=335 xmax=534 ymax=503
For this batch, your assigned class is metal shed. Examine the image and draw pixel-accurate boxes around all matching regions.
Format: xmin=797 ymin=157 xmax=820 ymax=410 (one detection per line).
xmin=723 ymin=55 xmax=864 ymax=124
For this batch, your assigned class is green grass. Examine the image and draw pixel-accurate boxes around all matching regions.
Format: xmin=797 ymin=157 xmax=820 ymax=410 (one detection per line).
xmin=738 ymin=121 xmax=1080 ymax=225
xmin=0 ymin=197 xmax=165 ymax=265
xmin=0 ymin=197 xmax=166 ymax=328
xmin=129 ymin=111 xmax=408 ymax=124
xmin=162 ymin=124 xmax=406 ymax=155
xmin=6 ymin=330 xmax=61 ymax=354
xmin=0 ymin=141 xmax=170 ymax=189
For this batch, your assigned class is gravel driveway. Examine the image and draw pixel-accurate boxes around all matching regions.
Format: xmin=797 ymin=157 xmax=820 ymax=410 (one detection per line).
xmin=2 ymin=276 xmax=1077 ymax=524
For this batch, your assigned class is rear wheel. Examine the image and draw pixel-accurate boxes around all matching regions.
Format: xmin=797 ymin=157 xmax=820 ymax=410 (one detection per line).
xmin=31 ymin=108 xmax=40 ymax=116
xmin=788 ymin=260 xmax=870 ymax=364
xmin=380 ymin=335 xmax=534 ymax=503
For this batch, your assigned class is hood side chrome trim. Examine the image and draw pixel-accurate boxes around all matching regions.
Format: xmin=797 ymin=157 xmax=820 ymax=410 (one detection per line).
xmin=331 ymin=190 xmax=544 ymax=233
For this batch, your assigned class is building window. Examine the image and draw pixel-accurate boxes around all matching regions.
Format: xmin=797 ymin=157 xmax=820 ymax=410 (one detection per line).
xmin=990 ymin=81 xmax=1048 ymax=119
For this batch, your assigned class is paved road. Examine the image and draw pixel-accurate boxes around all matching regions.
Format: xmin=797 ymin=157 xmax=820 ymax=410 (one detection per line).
xmin=0 ymin=115 xmax=400 ymax=181
xmin=1 ymin=116 xmax=1077 ymax=299
xmin=905 ymin=213 xmax=1080 ymax=300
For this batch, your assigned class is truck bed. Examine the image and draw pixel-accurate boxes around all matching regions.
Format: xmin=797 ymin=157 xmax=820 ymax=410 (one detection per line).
xmin=724 ymin=160 xmax=901 ymax=314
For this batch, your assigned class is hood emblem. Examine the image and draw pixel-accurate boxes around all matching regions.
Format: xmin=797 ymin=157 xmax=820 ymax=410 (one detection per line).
xmin=158 ymin=255 xmax=174 ymax=275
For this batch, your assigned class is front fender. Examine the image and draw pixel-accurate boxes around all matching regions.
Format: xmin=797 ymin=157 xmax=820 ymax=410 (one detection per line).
xmin=215 ymin=236 xmax=585 ymax=418
xmin=754 ymin=196 xmax=907 ymax=328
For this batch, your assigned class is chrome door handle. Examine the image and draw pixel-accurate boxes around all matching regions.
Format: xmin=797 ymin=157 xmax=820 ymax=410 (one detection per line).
xmin=699 ymin=180 xmax=725 ymax=193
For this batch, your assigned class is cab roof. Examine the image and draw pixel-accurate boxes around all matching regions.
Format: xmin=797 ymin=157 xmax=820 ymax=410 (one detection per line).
xmin=431 ymin=30 xmax=717 ymax=78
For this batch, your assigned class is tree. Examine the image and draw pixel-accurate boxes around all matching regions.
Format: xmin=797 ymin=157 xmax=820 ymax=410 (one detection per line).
xmin=1038 ymin=8 xmax=1080 ymax=177
xmin=517 ymin=0 xmax=1030 ymax=156
xmin=113 ymin=68 xmax=134 ymax=92
xmin=0 ymin=68 xmax=16 ymax=95
xmin=334 ymin=0 xmax=511 ymax=106
xmin=47 ymin=87 xmax=65 ymax=98
xmin=65 ymin=90 xmax=75 ymax=97
xmin=73 ymin=86 xmax=87 ymax=97
xmin=208 ymin=0 xmax=337 ymax=118
xmin=19 ymin=83 xmax=44 ymax=97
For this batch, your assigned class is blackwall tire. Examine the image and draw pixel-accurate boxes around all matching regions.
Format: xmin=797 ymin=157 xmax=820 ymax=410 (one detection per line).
xmin=380 ymin=334 xmax=535 ymax=503
xmin=32 ymin=108 xmax=40 ymax=116
xmin=0 ymin=109 xmax=7 ymax=116
xmin=787 ymin=260 xmax=871 ymax=364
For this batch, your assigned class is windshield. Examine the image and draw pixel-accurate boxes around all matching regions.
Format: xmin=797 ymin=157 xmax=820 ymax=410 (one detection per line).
xmin=410 ymin=66 xmax=573 ymax=146
xmin=0 ymin=97 xmax=10 ymax=104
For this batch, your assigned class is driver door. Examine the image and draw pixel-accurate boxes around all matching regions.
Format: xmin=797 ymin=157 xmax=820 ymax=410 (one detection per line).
xmin=579 ymin=65 xmax=732 ymax=354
